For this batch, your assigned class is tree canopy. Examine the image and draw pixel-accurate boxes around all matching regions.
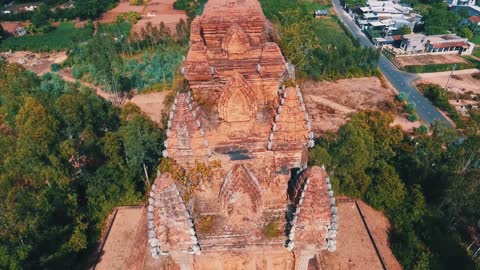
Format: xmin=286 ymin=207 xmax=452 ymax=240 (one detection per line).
xmin=310 ymin=110 xmax=479 ymax=269
xmin=0 ymin=62 xmax=163 ymax=269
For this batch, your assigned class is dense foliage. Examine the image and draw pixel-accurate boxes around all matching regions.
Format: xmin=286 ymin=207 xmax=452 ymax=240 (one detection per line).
xmin=0 ymin=62 xmax=164 ymax=269
xmin=309 ymin=111 xmax=479 ymax=269
xmin=260 ymin=0 xmax=380 ymax=80
xmin=418 ymin=83 xmax=461 ymax=124
xmin=64 ymin=21 xmax=188 ymax=96
xmin=403 ymin=61 xmax=476 ymax=73
xmin=173 ymin=0 xmax=207 ymax=20
xmin=1 ymin=0 xmax=119 ymax=21
xmin=422 ymin=4 xmax=460 ymax=35
xmin=0 ymin=22 xmax=94 ymax=52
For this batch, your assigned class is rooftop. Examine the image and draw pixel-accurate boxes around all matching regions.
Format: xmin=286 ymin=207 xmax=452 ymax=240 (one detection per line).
xmin=469 ymin=15 xmax=480 ymax=23
xmin=369 ymin=21 xmax=386 ymax=27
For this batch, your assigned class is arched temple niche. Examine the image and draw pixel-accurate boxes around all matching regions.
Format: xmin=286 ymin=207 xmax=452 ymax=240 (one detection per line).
xmin=222 ymin=23 xmax=250 ymax=58
xmin=219 ymin=164 xmax=262 ymax=225
xmin=218 ymin=72 xmax=257 ymax=123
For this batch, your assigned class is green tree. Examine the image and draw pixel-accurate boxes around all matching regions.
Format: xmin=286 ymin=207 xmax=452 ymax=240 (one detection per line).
xmin=423 ymin=5 xmax=460 ymax=35
xmin=118 ymin=107 xmax=163 ymax=180
xmin=14 ymin=97 xmax=58 ymax=159
xmin=365 ymin=161 xmax=406 ymax=212
xmin=457 ymin=26 xmax=473 ymax=40
xmin=395 ymin=25 xmax=412 ymax=35
xmin=276 ymin=8 xmax=318 ymax=72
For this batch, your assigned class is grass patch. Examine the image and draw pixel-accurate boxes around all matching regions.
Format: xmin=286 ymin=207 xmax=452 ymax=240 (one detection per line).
xmin=0 ymin=23 xmax=94 ymax=52
xmin=463 ymin=56 xmax=480 ymax=69
xmin=260 ymin=0 xmax=379 ymax=81
xmin=97 ymin=21 xmax=132 ymax=37
xmin=473 ymin=47 xmax=480 ymax=58
xmin=470 ymin=35 xmax=480 ymax=45
xmin=260 ymin=0 xmax=330 ymax=20
xmin=315 ymin=17 xmax=353 ymax=46
xmin=403 ymin=62 xmax=475 ymax=73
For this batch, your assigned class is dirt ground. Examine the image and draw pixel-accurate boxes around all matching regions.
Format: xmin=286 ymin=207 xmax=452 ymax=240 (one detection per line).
xmin=0 ymin=21 xmax=28 ymax=35
xmin=133 ymin=0 xmax=187 ymax=34
xmin=319 ymin=198 xmax=402 ymax=270
xmin=357 ymin=201 xmax=403 ymax=270
xmin=98 ymin=0 xmax=187 ymax=34
xmin=395 ymin=54 xmax=468 ymax=67
xmin=302 ymin=77 xmax=421 ymax=134
xmin=1 ymin=50 xmax=67 ymax=75
xmin=98 ymin=0 xmax=145 ymax=23
xmin=416 ymin=68 xmax=480 ymax=116
xmin=417 ymin=69 xmax=480 ymax=95
xmin=128 ymin=91 xmax=169 ymax=125
xmin=95 ymin=207 xmax=144 ymax=270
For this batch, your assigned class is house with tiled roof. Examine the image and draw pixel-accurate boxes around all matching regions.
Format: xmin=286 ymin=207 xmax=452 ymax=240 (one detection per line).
xmin=399 ymin=33 xmax=475 ymax=55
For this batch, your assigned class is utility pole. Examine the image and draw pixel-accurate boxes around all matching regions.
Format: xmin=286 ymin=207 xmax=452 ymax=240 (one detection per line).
xmin=444 ymin=63 xmax=457 ymax=91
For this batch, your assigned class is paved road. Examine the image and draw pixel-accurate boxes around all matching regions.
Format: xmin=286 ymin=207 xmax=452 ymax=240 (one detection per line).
xmin=331 ymin=0 xmax=451 ymax=126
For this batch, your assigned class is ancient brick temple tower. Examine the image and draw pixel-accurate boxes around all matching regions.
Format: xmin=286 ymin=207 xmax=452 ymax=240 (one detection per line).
xmin=147 ymin=0 xmax=337 ymax=269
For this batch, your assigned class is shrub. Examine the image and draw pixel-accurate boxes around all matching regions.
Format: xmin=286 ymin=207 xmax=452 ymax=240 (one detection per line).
xmin=396 ymin=93 xmax=408 ymax=103
xmin=407 ymin=114 xmax=419 ymax=122
xmin=284 ymin=79 xmax=296 ymax=88
xmin=419 ymin=83 xmax=461 ymax=124
xmin=416 ymin=125 xmax=429 ymax=135
xmin=263 ymin=221 xmax=281 ymax=238
xmin=116 ymin=12 xmax=142 ymax=24
xmin=405 ymin=103 xmax=416 ymax=114
xmin=50 ymin=63 xmax=61 ymax=72
xmin=472 ymin=72 xmax=480 ymax=80
xmin=129 ymin=0 xmax=147 ymax=5
xmin=72 ymin=66 xmax=84 ymax=79
xmin=173 ymin=0 xmax=191 ymax=10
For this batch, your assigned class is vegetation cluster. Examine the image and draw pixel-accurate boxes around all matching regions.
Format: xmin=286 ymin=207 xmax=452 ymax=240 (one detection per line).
xmin=403 ymin=62 xmax=478 ymax=73
xmin=64 ymin=21 xmax=189 ymax=97
xmin=173 ymin=0 xmax=208 ymax=20
xmin=0 ymin=61 xmax=164 ymax=269
xmin=260 ymin=0 xmax=380 ymax=81
xmin=309 ymin=111 xmax=480 ymax=270
xmin=417 ymin=83 xmax=462 ymax=125
xmin=0 ymin=22 xmax=94 ymax=52
xmin=1 ymin=0 xmax=120 ymax=21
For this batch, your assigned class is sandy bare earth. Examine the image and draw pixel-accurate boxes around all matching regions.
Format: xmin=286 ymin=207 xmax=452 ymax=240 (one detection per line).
xmin=302 ymin=77 xmax=420 ymax=134
xmin=357 ymin=201 xmax=403 ymax=270
xmin=1 ymin=21 xmax=28 ymax=35
xmin=133 ymin=0 xmax=187 ymax=34
xmin=319 ymin=198 xmax=402 ymax=270
xmin=319 ymin=199 xmax=384 ymax=270
xmin=396 ymin=54 xmax=469 ymax=67
xmin=128 ymin=91 xmax=169 ymax=125
xmin=1 ymin=50 xmax=67 ymax=75
xmin=95 ymin=207 xmax=144 ymax=270
xmin=417 ymin=69 xmax=480 ymax=95
xmin=416 ymin=69 xmax=480 ymax=116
